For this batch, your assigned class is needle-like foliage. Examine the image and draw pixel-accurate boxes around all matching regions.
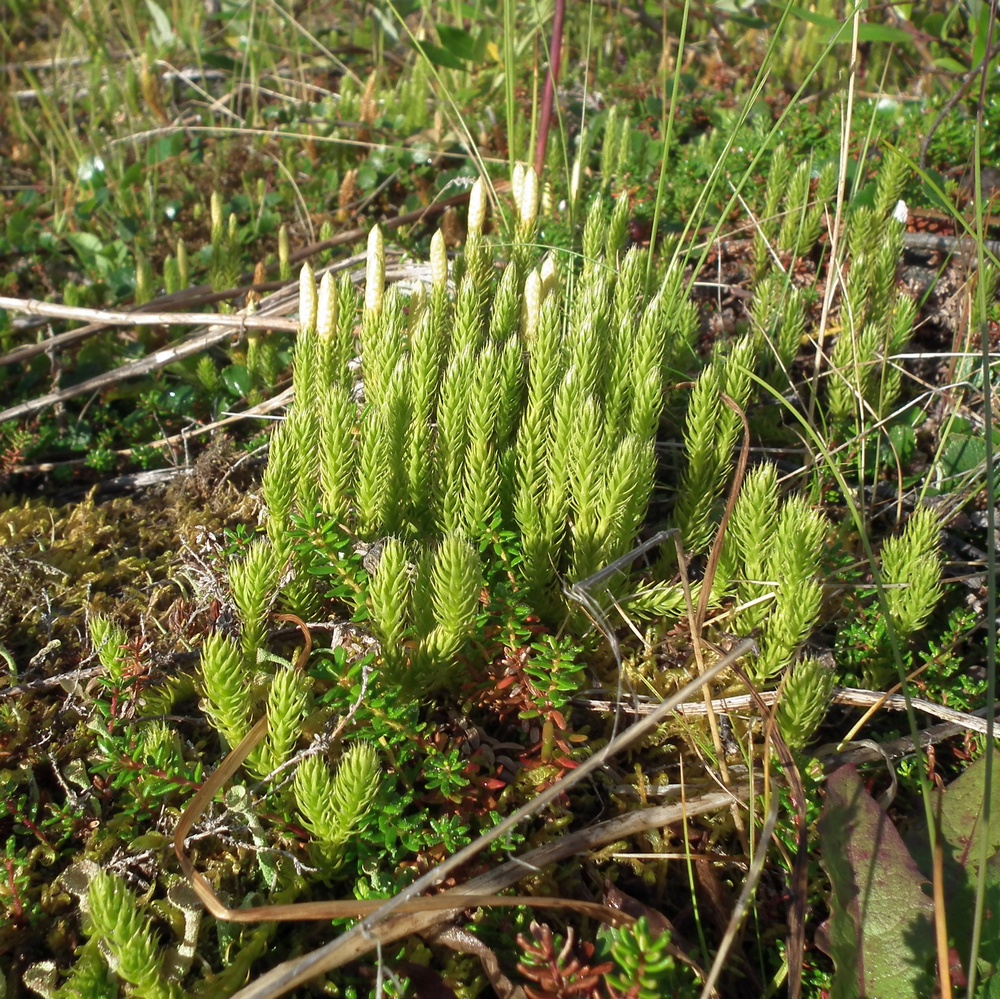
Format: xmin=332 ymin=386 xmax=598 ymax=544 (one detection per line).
xmin=87 ymin=871 xmax=184 ymax=999
xmin=881 ymin=506 xmax=945 ymax=638
xmin=293 ymin=743 xmax=381 ymax=870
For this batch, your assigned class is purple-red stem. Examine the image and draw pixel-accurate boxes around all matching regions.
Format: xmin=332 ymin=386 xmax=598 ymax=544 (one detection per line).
xmin=533 ymin=0 xmax=565 ymax=182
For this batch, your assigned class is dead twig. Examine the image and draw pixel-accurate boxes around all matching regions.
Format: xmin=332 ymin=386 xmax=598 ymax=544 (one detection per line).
xmin=224 ymin=785 xmax=746 ymax=999
xmin=0 ymin=258 xmax=440 ymax=426
xmin=0 ymin=297 xmax=300 ymax=334
xmin=579 ymin=685 xmax=1000 ymax=736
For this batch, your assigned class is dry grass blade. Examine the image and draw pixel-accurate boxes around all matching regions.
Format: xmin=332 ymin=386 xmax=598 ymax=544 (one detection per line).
xmin=585 ymin=686 xmax=1000 ymax=736
xmin=0 ymin=257 xmax=424 ymax=425
xmin=227 ymin=783 xmax=750 ymax=999
xmin=0 ymin=182 xmax=483 ymax=372
xmin=0 ymin=273 xmax=301 ymax=424
xmin=699 ymin=792 xmax=781 ymax=999
xmin=729 ymin=658 xmax=808 ymax=999
xmin=0 ymin=322 xmax=271 ymax=425
xmin=430 ymin=925 xmax=526 ymax=999
xmin=173 ymin=707 xmax=629 ymax=924
xmin=0 ymin=272 xmax=341 ymax=370
xmin=932 ymin=792 xmax=954 ymax=999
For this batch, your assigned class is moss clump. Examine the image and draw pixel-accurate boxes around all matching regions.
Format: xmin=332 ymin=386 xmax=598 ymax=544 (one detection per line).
xmin=0 ymin=437 xmax=259 ymax=663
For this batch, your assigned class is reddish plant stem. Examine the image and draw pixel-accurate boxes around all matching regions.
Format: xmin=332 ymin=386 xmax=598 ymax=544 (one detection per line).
xmin=4 ymin=859 xmax=24 ymax=920
xmin=3 ymin=797 xmax=49 ymax=846
xmin=533 ymin=0 xmax=566 ymax=182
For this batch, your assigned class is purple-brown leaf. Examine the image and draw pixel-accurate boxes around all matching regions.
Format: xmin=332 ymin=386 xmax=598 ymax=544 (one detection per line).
xmin=816 ymin=764 xmax=935 ymax=999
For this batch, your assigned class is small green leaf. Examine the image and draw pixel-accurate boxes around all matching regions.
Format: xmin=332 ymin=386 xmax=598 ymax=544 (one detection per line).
xmin=121 ymin=163 xmax=144 ymax=186
xmin=222 ymin=364 xmax=250 ymax=397
xmin=147 ymin=134 xmax=185 ymax=165
xmin=6 ymin=210 xmax=34 ymax=245
xmin=130 ymin=832 xmax=168 ymax=851
xmin=357 ymin=163 xmax=379 ymax=190
xmin=933 ymin=56 xmax=970 ymax=74
xmin=144 ymin=0 xmax=176 ymax=46
xmin=886 ymin=421 xmax=916 ymax=465
xmin=436 ymin=25 xmax=477 ymax=62
xmin=65 ymin=231 xmax=104 ymax=263
xmin=416 ymin=42 xmax=465 ymax=70
xmin=729 ymin=13 xmax=769 ymax=29
xmin=775 ymin=3 xmax=912 ymax=43
xmin=158 ymin=385 xmax=196 ymax=413
xmin=852 ymin=23 xmax=914 ymax=43
xmin=201 ymin=51 xmax=239 ymax=72
xmin=936 ymin=422 xmax=1000 ymax=494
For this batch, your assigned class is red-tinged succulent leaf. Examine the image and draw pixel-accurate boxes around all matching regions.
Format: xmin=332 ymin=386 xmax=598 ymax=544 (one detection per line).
xmin=816 ymin=764 xmax=935 ymax=999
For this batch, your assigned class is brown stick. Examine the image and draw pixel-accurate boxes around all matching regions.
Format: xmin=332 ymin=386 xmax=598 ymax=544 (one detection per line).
xmin=172 ymin=703 xmax=632 ymax=925
xmin=0 ymin=310 xmax=292 ymax=426
xmin=0 ymin=298 xmax=300 ymax=334
xmin=0 ymin=258 xmax=420 ymax=427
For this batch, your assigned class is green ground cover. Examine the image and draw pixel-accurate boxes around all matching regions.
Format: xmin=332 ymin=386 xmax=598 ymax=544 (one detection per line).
xmin=1 ymin=2 xmax=1000 ymax=997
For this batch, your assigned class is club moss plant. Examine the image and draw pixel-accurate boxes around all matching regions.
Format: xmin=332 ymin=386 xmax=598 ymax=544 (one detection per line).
xmin=12 ymin=139 xmax=967 ymax=999
xmin=17 ymin=137 xmax=943 ymax=989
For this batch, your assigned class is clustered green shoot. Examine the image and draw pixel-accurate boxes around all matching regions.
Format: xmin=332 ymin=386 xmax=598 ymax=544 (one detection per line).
xmin=88 ymin=614 xmax=129 ymax=685
xmin=259 ymin=172 xmax=708 ymax=696
xmin=715 ymin=463 xmax=828 ymax=681
xmin=881 ymin=506 xmax=945 ymax=638
xmin=293 ymin=744 xmax=381 ymax=869
xmin=827 ymin=150 xmax=915 ymax=430
xmin=87 ymin=870 xmax=184 ymax=999
xmin=603 ymin=917 xmax=700 ymax=999
xmin=753 ymin=144 xmax=838 ymax=280
xmin=48 ymin=145 xmax=956 ymax=997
